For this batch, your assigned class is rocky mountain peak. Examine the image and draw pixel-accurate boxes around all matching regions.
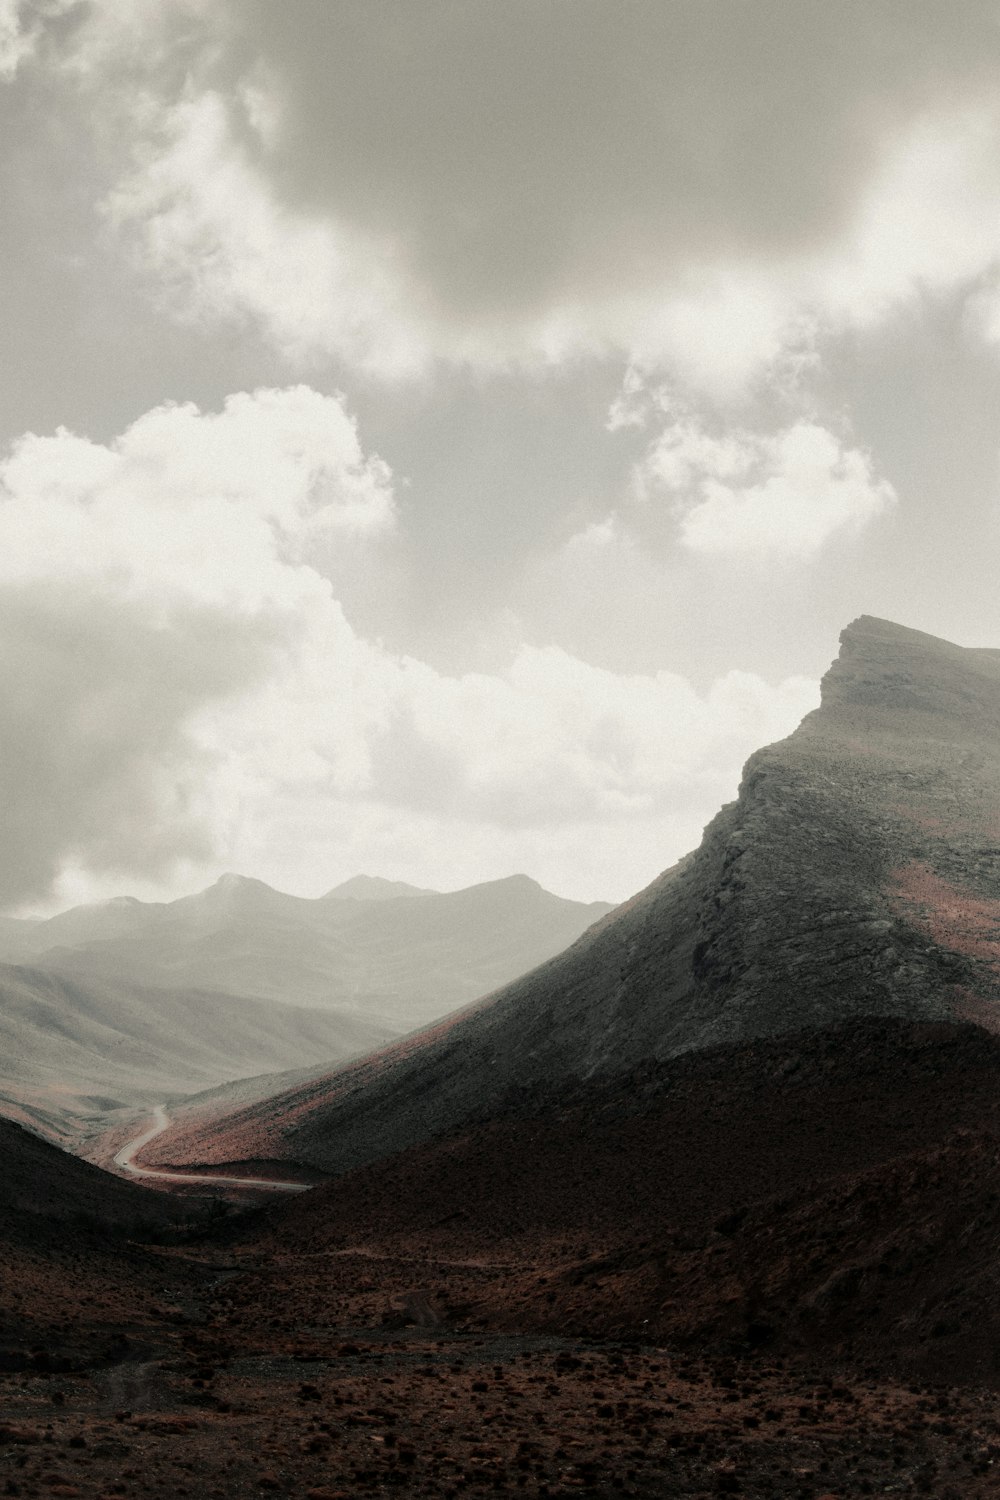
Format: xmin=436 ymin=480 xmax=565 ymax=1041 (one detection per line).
xmin=810 ymin=614 xmax=1000 ymax=739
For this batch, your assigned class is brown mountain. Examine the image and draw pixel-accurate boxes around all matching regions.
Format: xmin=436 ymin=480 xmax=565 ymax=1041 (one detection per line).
xmin=0 ymin=1112 xmax=208 ymax=1380
xmin=147 ymin=615 xmax=1000 ymax=1177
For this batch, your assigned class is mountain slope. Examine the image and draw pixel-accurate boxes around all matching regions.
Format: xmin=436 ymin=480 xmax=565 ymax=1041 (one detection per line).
xmin=147 ymin=616 xmax=1000 ymax=1176
xmin=0 ymin=1113 xmax=188 ymax=1232
xmin=0 ymin=962 xmax=397 ymax=1145
xmin=235 ymin=1016 xmax=1000 ymax=1383
xmin=0 ymin=1113 xmax=218 ymax=1393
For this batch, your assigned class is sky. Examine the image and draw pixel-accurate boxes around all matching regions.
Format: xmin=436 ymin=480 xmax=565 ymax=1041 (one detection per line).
xmin=3 ymin=1 xmax=1000 ymax=912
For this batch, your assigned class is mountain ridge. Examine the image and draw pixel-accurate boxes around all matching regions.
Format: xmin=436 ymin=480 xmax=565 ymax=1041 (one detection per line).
xmin=322 ymin=874 xmax=435 ymax=901
xmin=145 ymin=615 xmax=1000 ymax=1177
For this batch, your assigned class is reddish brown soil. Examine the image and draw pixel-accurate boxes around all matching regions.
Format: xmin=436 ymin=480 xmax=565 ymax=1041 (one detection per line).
xmin=8 ymin=1322 xmax=1000 ymax=1499
xmin=0 ymin=1117 xmax=207 ymax=1377
xmin=231 ymin=1020 xmax=1000 ymax=1380
xmin=8 ymin=1019 xmax=1000 ymax=1495
xmin=892 ymin=861 xmax=1000 ymax=967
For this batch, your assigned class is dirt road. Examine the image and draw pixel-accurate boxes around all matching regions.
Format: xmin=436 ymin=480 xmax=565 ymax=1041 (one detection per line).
xmin=113 ymin=1105 xmax=309 ymax=1193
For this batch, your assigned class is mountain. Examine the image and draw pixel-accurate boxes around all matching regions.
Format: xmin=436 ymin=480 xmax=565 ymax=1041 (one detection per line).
xmin=14 ymin=1041 xmax=1000 ymax=1498
xmin=2 ymin=872 xmax=612 ymax=1027
xmin=11 ymin=613 xmax=1000 ymax=1493
xmin=145 ymin=616 xmax=1000 ymax=1178
xmin=0 ymin=1112 xmax=188 ymax=1234
xmin=0 ymin=871 xmax=610 ymax=1144
xmin=9 ymin=893 xmax=155 ymax=951
xmin=135 ymin=614 xmax=1000 ymax=1396
xmin=323 ymin=874 xmax=434 ymax=901
xmin=0 ymin=1111 xmax=217 ymax=1402
xmin=233 ymin=1016 xmax=1000 ymax=1383
xmin=0 ymin=912 xmax=40 ymax=959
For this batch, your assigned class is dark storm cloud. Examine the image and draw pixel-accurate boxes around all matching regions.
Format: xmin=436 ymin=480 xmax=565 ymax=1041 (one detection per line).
xmin=235 ymin=0 xmax=1000 ymax=324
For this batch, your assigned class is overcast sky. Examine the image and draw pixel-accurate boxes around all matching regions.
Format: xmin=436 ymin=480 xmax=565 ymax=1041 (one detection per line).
xmin=3 ymin=0 xmax=1000 ymax=911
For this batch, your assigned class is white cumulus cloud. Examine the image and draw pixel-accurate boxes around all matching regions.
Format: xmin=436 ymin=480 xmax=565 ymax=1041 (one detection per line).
xmin=0 ymin=387 xmax=821 ymax=909
xmin=104 ymin=91 xmax=428 ymax=379
xmin=633 ymin=418 xmax=895 ymax=560
xmin=0 ymin=386 xmax=393 ymax=906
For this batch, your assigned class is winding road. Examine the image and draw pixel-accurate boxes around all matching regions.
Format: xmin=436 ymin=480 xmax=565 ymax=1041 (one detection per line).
xmin=113 ymin=1105 xmax=310 ymax=1193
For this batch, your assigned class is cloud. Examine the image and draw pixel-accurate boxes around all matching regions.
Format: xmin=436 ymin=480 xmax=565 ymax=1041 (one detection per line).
xmin=198 ymin=635 xmax=820 ymax=903
xmin=0 ymin=386 xmax=393 ymax=907
xmin=812 ymin=106 xmax=1000 ymax=330
xmin=40 ymin=2 xmax=1000 ymax=391
xmin=0 ymin=0 xmax=75 ymax=77
xmin=628 ymin=417 xmax=896 ymax=560
xmin=0 ymin=386 xmax=820 ymax=909
xmin=394 ymin=648 xmax=818 ymax=828
xmin=0 ymin=581 xmax=278 ymax=908
xmin=104 ymin=91 xmax=428 ymax=378
xmin=0 ymin=0 xmax=33 ymax=77
xmin=194 ymin=592 xmax=820 ymax=866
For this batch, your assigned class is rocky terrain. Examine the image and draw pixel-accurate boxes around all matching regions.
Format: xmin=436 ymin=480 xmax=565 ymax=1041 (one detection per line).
xmin=0 ymin=1116 xmax=201 ymax=1380
xmin=7 ymin=1017 xmax=1000 ymax=1497
xmin=6 ymin=1312 xmax=1000 ymax=1499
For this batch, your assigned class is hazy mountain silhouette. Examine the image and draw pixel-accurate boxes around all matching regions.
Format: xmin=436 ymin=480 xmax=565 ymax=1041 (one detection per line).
xmin=0 ymin=873 xmax=610 ymax=1141
xmin=0 ymin=873 xmax=611 ymax=1026
xmin=323 ymin=875 xmax=433 ymax=901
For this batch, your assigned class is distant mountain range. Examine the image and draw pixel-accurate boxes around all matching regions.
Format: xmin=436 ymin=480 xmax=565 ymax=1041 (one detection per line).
xmin=0 ymin=873 xmax=612 ymax=1142
xmin=0 ymin=871 xmax=611 ymax=1021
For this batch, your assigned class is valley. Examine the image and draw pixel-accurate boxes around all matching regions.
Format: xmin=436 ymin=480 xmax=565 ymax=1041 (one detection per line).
xmin=9 ymin=0 xmax=1000 ymax=1489
xmin=4 ymin=617 xmax=1000 ymax=1497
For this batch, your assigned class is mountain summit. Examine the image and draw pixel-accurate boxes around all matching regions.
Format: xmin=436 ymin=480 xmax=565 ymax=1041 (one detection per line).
xmin=322 ymin=875 xmax=435 ymax=901
xmin=151 ymin=616 xmax=1000 ymax=1176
